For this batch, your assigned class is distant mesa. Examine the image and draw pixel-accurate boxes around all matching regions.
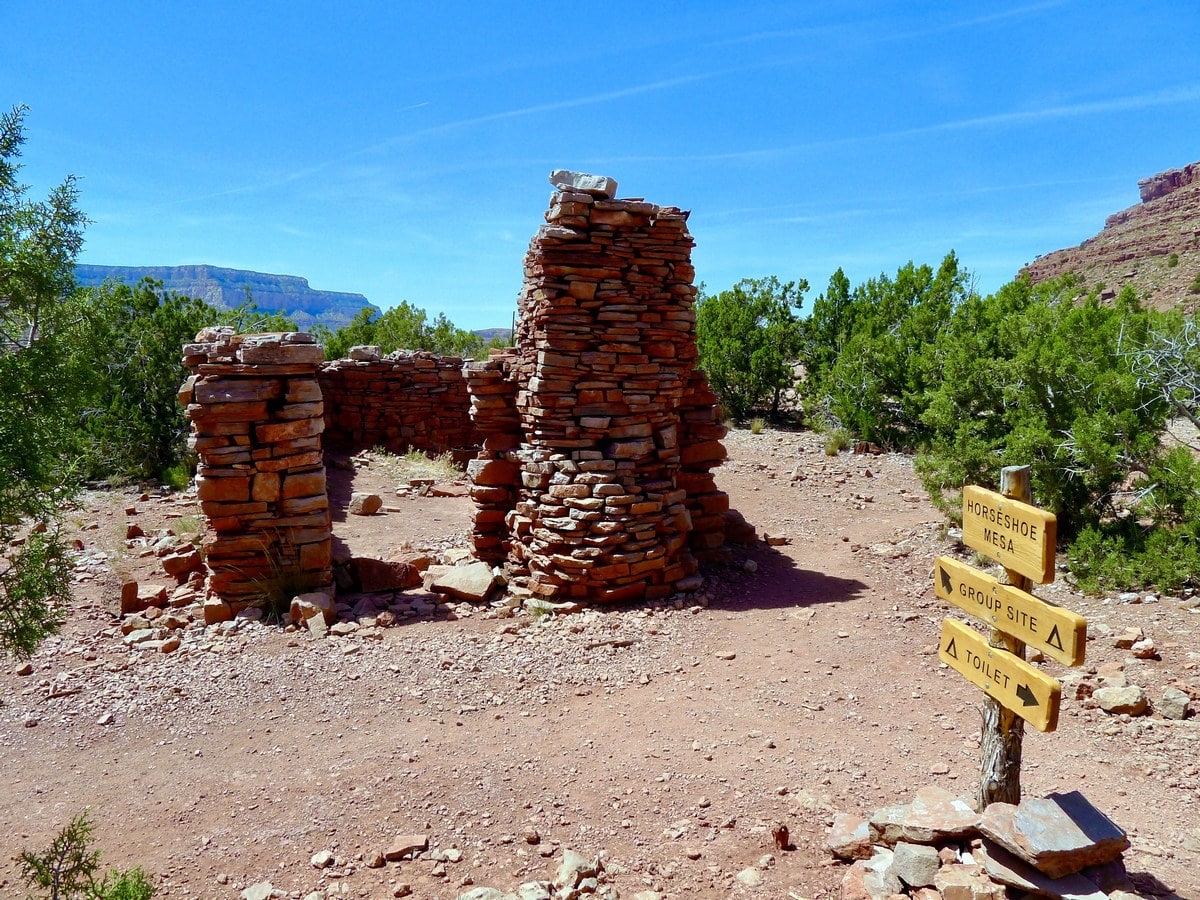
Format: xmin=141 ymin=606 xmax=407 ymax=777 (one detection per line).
xmin=1021 ymin=160 xmax=1200 ymax=311
xmin=74 ymin=264 xmax=380 ymax=331
xmin=1137 ymin=161 xmax=1199 ymax=203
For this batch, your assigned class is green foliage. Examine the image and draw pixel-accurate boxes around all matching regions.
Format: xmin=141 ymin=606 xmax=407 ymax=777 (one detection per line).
xmin=696 ymin=276 xmax=807 ymax=421
xmin=313 ymin=301 xmax=491 ymax=360
xmin=1068 ymin=446 xmax=1200 ymax=593
xmin=1167 ymin=252 xmax=1179 ymax=268
xmin=804 ymin=253 xmax=972 ymax=447
xmin=1141 ymin=446 xmax=1200 ymax=526
xmin=1191 ymin=273 xmax=1200 ymax=294
xmin=18 ymin=811 xmax=155 ymax=900
xmin=67 ymin=279 xmax=213 ymax=482
xmin=749 ymin=417 xmax=765 ymax=435
xmin=65 ymin=280 xmax=297 ymax=484
xmin=916 ymin=279 xmax=1167 ymax=537
xmin=796 ymin=250 xmax=1191 ymax=589
xmin=824 ymin=428 xmax=852 ymax=456
xmin=1068 ymin=521 xmax=1200 ymax=595
xmin=0 ymin=105 xmax=83 ymax=659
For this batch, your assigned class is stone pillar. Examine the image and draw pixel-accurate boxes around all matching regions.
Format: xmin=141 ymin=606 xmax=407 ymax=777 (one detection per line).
xmin=179 ymin=328 xmax=333 ymax=621
xmin=463 ymin=352 xmax=521 ymax=565
xmin=465 ymin=171 xmax=730 ymax=603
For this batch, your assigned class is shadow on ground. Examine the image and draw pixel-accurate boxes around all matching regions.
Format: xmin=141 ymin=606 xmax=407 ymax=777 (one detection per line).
xmin=706 ymin=541 xmax=867 ymax=612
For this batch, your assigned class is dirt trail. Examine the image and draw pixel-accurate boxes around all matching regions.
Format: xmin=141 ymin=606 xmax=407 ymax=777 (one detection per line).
xmin=2 ymin=429 xmax=1197 ymax=899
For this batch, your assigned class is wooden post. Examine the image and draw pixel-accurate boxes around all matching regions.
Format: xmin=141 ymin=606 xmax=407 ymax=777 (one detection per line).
xmin=976 ymin=465 xmax=1032 ymax=810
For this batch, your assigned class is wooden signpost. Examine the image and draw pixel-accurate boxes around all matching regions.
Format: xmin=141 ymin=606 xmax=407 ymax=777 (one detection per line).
xmin=934 ymin=556 xmax=1087 ymax=666
xmin=938 ymin=618 xmax=1062 ymax=732
xmin=961 ymin=485 xmax=1057 ymax=584
xmin=934 ymin=466 xmax=1088 ymax=809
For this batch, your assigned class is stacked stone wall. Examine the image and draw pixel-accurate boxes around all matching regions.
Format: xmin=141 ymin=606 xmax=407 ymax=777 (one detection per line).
xmin=179 ymin=328 xmax=333 ymax=619
xmin=318 ymin=348 xmax=477 ymax=455
xmin=464 ymin=171 xmax=730 ymax=603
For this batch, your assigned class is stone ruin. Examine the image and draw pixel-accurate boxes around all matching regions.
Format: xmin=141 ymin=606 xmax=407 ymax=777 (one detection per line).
xmin=462 ymin=171 xmax=731 ymax=604
xmin=319 ymin=347 xmax=476 ymax=457
xmin=178 ymin=171 xmax=733 ymax=614
xmin=179 ymin=329 xmax=333 ymax=619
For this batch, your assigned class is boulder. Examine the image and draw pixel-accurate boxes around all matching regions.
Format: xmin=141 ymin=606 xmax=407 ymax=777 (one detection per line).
xmin=978 ymin=791 xmax=1130 ymax=879
xmin=841 ymin=847 xmax=902 ymax=899
xmin=933 ymin=863 xmax=1007 ymax=899
xmin=348 ymin=492 xmax=383 ymax=515
xmin=554 ymin=848 xmax=598 ymax=891
xmin=351 ymin=557 xmax=422 ymax=592
xmin=290 ymin=591 xmax=335 ymax=625
xmin=347 ymin=344 xmax=380 ymax=361
xmin=1158 ymin=686 xmax=1191 ymax=719
xmin=827 ymin=812 xmax=873 ymax=860
xmin=892 ymin=841 xmax=941 ymax=888
xmin=548 ymin=169 xmax=618 ymax=198
xmin=161 ymin=546 xmax=204 ymax=580
xmin=426 ymin=562 xmax=498 ymax=601
xmin=1093 ymin=684 xmax=1148 ymax=716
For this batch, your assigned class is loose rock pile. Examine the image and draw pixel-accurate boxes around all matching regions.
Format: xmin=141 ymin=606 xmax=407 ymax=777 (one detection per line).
xmin=464 ymin=171 xmax=732 ymax=603
xmin=180 ymin=328 xmax=333 ymax=619
xmin=319 ymin=346 xmax=477 ymax=455
xmin=829 ymin=786 xmax=1138 ymax=899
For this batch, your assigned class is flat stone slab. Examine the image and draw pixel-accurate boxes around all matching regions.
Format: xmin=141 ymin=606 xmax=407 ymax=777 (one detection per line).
xmin=978 ymin=791 xmax=1130 ymax=879
xmin=977 ymin=839 xmax=1106 ymax=899
xmin=869 ymin=785 xmax=980 ymax=845
xmin=549 ymin=169 xmax=617 ymax=199
xmin=384 ymin=832 xmax=428 ymax=861
xmin=426 ymin=562 xmax=498 ymax=601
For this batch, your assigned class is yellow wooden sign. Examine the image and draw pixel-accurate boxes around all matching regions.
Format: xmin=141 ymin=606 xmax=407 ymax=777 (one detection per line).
xmin=934 ymin=556 xmax=1086 ymax=666
xmin=962 ymin=485 xmax=1057 ymax=584
xmin=939 ymin=618 xmax=1061 ymax=733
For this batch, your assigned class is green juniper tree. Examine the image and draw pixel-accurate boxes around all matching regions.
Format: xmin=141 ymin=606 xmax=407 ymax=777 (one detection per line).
xmin=0 ymin=104 xmax=85 ymax=658
xmin=695 ymin=275 xmax=807 ymax=422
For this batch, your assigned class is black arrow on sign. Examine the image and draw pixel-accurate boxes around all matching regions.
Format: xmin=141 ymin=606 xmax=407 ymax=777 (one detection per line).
xmin=1016 ymin=683 xmax=1038 ymax=707
xmin=938 ymin=565 xmax=953 ymax=594
xmin=1046 ymin=624 xmax=1064 ymax=652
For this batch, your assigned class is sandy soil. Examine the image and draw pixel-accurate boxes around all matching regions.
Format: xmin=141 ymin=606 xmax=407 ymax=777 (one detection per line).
xmin=2 ymin=428 xmax=1197 ymax=899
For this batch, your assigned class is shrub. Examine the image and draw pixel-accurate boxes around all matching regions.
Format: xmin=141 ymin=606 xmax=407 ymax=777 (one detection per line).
xmin=916 ymin=280 xmax=1167 ymax=537
xmin=1068 ymin=521 xmax=1200 ymax=595
xmin=804 ymin=253 xmax=972 ymax=448
xmin=696 ymin=276 xmax=807 ymax=422
xmin=749 ymin=417 xmax=766 ymax=435
xmin=1167 ymin=252 xmax=1179 ymax=268
xmin=824 ymin=428 xmax=852 ymax=456
xmin=18 ymin=811 xmax=155 ymax=900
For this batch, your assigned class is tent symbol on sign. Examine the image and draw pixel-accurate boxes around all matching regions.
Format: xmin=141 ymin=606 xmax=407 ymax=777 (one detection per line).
xmin=944 ymin=635 xmax=958 ymax=659
xmin=1047 ymin=624 xmax=1064 ymax=653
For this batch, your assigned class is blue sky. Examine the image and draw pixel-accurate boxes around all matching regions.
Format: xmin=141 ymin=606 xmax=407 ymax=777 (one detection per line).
xmin=5 ymin=1 xmax=1199 ymax=330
